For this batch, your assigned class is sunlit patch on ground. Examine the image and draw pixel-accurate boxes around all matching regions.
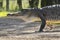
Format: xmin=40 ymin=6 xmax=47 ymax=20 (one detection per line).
xmin=0 ymin=11 xmax=8 ymax=17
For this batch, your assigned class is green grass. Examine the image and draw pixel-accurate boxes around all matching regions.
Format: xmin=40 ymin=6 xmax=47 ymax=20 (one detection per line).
xmin=0 ymin=11 xmax=9 ymax=17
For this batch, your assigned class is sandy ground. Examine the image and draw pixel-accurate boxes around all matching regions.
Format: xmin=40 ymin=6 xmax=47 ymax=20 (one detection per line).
xmin=0 ymin=16 xmax=60 ymax=40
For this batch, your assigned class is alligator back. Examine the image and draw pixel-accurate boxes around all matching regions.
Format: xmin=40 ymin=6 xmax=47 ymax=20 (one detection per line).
xmin=22 ymin=4 xmax=60 ymax=21
xmin=41 ymin=4 xmax=60 ymax=21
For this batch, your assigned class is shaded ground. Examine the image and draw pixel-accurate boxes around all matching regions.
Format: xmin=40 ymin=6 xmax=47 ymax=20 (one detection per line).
xmin=0 ymin=16 xmax=41 ymax=36
xmin=0 ymin=16 xmax=60 ymax=40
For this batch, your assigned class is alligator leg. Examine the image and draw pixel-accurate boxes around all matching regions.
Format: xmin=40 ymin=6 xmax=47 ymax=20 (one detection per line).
xmin=38 ymin=11 xmax=46 ymax=32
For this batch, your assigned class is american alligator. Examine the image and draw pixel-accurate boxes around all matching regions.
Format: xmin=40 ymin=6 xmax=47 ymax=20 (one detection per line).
xmin=21 ymin=4 xmax=60 ymax=32
xmin=8 ymin=4 xmax=60 ymax=32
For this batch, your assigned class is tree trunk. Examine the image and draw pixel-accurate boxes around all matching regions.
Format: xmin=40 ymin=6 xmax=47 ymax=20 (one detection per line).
xmin=6 ymin=0 xmax=9 ymax=11
xmin=17 ymin=0 xmax=22 ymax=10
xmin=29 ymin=0 xmax=39 ymax=8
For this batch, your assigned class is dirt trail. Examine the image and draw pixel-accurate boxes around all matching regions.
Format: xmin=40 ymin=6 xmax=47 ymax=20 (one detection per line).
xmin=0 ymin=16 xmax=60 ymax=40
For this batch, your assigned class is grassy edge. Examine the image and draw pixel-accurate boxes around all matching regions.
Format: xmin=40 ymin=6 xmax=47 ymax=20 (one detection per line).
xmin=0 ymin=11 xmax=9 ymax=17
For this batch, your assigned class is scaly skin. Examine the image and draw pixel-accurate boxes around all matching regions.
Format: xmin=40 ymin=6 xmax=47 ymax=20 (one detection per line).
xmin=21 ymin=4 xmax=60 ymax=32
